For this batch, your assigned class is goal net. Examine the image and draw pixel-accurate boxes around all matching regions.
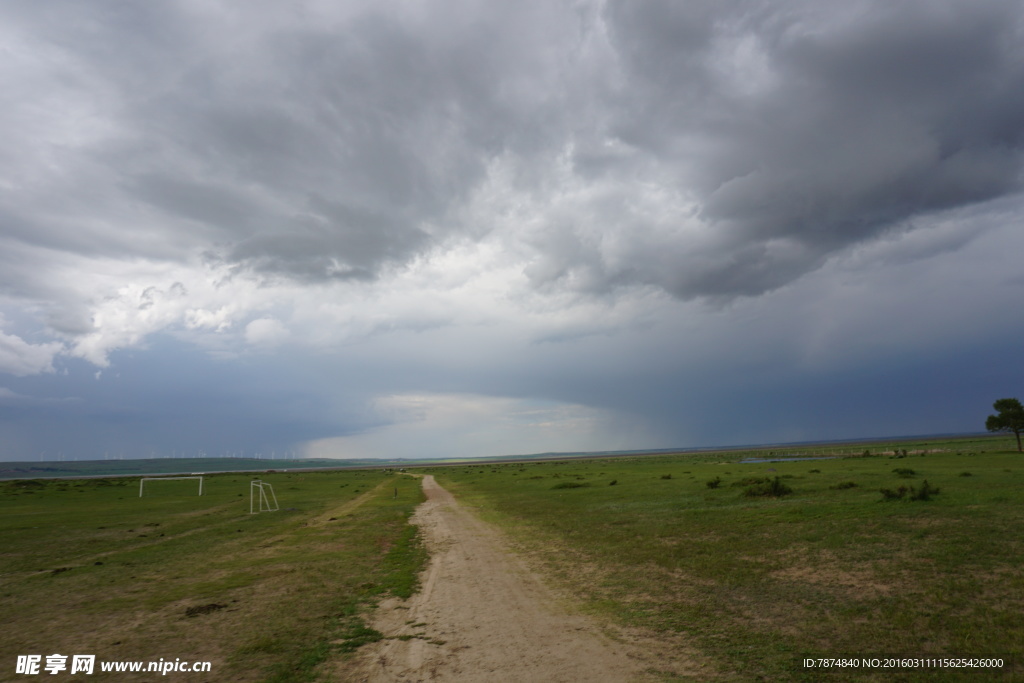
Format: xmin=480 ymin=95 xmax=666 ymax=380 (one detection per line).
xmin=250 ymin=479 xmax=279 ymax=514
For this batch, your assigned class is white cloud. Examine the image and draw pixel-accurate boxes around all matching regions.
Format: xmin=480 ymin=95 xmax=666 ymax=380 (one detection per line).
xmin=0 ymin=328 xmax=63 ymax=376
xmin=245 ymin=317 xmax=290 ymax=347
xmin=304 ymin=393 xmax=657 ymax=460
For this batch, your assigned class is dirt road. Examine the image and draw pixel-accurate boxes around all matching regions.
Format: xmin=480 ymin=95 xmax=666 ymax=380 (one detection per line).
xmin=343 ymin=475 xmax=647 ymax=682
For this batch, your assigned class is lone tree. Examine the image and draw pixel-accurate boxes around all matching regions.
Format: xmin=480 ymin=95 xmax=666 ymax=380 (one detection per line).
xmin=986 ymin=398 xmax=1024 ymax=452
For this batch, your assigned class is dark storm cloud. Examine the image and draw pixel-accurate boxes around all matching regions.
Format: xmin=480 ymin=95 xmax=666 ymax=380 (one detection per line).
xmin=4 ymin=0 xmax=1021 ymax=304
xmin=0 ymin=3 xmax=481 ymax=285
xmin=0 ymin=338 xmax=357 ymax=459
xmin=585 ymin=0 xmax=1024 ymax=299
xmin=1 ymin=0 xmax=1024 ymax=460
xmin=68 ymin=3 xmax=577 ymax=282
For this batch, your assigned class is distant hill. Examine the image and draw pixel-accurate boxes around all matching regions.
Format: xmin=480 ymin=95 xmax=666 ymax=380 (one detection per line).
xmin=0 ymin=432 xmax=1000 ymax=480
xmin=0 ymin=457 xmax=392 ymax=480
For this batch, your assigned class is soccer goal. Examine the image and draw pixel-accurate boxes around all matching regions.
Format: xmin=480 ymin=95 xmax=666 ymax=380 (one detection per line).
xmin=139 ymin=476 xmax=203 ymax=497
xmin=250 ymin=479 xmax=279 ymax=514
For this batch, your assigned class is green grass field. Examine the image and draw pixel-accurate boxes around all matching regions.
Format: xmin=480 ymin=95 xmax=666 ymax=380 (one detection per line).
xmin=426 ymin=436 xmax=1024 ymax=681
xmin=3 ymin=435 xmax=1022 ymax=681
xmin=0 ymin=470 xmax=425 ymax=682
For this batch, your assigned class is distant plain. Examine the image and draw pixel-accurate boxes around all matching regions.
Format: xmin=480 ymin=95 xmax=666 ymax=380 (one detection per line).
xmin=2 ymin=435 xmax=1021 ymax=681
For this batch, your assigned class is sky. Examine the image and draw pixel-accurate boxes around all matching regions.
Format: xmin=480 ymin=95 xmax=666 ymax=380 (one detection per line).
xmin=1 ymin=0 xmax=1023 ymax=461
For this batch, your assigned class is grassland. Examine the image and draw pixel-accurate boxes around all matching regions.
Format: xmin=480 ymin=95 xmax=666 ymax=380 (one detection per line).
xmin=426 ymin=435 xmax=1024 ymax=681
xmin=3 ymin=435 xmax=1022 ymax=681
xmin=0 ymin=470 xmax=425 ymax=682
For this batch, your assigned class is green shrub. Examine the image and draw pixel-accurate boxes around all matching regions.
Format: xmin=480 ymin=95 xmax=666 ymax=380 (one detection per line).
xmin=880 ymin=486 xmax=908 ymax=501
xmin=733 ymin=477 xmax=770 ymax=488
xmin=892 ymin=468 xmax=916 ymax=477
xmin=909 ymin=480 xmax=940 ymax=501
xmin=661 ymin=474 xmax=672 ymax=480
xmin=830 ymin=481 xmax=858 ymax=490
xmin=551 ymin=482 xmax=590 ymax=490
xmin=743 ymin=477 xmax=792 ymax=498
xmin=705 ymin=476 xmax=722 ymax=489
xmin=879 ymin=480 xmax=940 ymax=502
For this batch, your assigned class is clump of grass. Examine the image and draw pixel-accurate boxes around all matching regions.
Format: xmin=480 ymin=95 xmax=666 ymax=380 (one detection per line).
xmin=608 ymin=480 xmax=618 ymax=486
xmin=661 ymin=474 xmax=673 ymax=480
xmin=705 ymin=476 xmax=722 ymax=489
xmin=239 ymin=636 xmax=286 ymax=655
xmin=959 ymin=472 xmax=972 ymax=477
xmin=880 ymin=486 xmax=909 ymax=500
xmin=743 ymin=477 xmax=792 ymax=498
xmin=185 ymin=603 xmax=227 ymax=618
xmin=808 ymin=469 xmax=821 ymax=474
xmin=911 ymin=480 xmax=940 ymax=501
xmin=830 ymin=481 xmax=858 ymax=490
xmin=892 ymin=468 xmax=916 ymax=477
xmin=551 ymin=482 xmax=590 ymax=490
xmin=879 ymin=480 xmax=940 ymax=501
xmin=334 ymin=624 xmax=384 ymax=653
xmin=378 ymin=520 xmax=429 ymax=599
xmin=732 ymin=477 xmax=769 ymax=488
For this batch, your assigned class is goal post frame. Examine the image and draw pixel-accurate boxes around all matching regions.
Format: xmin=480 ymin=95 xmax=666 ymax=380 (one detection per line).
xmin=139 ymin=476 xmax=203 ymax=497
xmin=250 ymin=479 xmax=279 ymax=514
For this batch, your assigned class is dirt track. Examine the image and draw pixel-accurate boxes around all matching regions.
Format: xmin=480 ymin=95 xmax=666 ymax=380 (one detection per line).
xmin=344 ymin=475 xmax=646 ymax=682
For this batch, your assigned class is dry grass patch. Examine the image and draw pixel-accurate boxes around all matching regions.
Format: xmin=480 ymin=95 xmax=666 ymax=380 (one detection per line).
xmin=771 ymin=564 xmax=893 ymax=599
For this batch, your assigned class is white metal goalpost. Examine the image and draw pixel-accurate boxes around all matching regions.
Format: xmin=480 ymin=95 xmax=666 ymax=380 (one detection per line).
xmin=139 ymin=476 xmax=203 ymax=497
xmin=250 ymin=479 xmax=279 ymax=514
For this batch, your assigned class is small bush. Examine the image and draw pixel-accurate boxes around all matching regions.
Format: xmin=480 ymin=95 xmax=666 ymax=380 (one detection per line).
xmin=958 ymin=472 xmax=972 ymax=477
xmin=808 ymin=469 xmax=821 ymax=474
xmin=743 ymin=477 xmax=792 ymax=498
xmin=880 ymin=486 xmax=908 ymax=500
xmin=910 ymin=480 xmax=940 ymax=501
xmin=831 ymin=481 xmax=858 ymax=490
xmin=551 ymin=482 xmax=590 ymax=490
xmin=892 ymin=468 xmax=916 ymax=477
xmin=705 ymin=476 xmax=722 ymax=489
xmin=609 ymin=480 xmax=617 ymax=486
xmin=661 ymin=474 xmax=673 ymax=480
xmin=879 ymin=480 xmax=940 ymax=501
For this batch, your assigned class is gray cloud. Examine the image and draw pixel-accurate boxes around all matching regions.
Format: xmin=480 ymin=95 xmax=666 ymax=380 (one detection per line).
xmin=2 ymin=0 xmax=1024 ymax=461
xmin=584 ymin=0 xmax=1024 ymax=298
xmin=5 ymin=0 xmax=1021 ymax=306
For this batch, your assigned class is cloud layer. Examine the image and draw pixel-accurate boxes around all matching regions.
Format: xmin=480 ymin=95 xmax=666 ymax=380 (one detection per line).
xmin=1 ymin=0 xmax=1023 ymax=459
